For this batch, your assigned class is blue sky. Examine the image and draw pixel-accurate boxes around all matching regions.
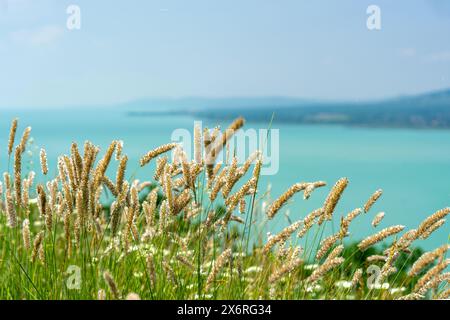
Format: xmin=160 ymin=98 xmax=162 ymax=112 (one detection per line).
xmin=0 ymin=0 xmax=450 ymax=108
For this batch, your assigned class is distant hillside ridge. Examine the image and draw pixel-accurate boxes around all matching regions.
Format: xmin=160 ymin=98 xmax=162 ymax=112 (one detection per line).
xmin=127 ymin=88 xmax=450 ymax=129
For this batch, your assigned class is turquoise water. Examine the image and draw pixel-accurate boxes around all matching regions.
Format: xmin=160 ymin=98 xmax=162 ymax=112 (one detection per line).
xmin=1 ymin=108 xmax=449 ymax=250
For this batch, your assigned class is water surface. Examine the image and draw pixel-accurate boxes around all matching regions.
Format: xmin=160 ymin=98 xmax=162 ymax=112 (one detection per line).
xmin=1 ymin=108 xmax=449 ymax=250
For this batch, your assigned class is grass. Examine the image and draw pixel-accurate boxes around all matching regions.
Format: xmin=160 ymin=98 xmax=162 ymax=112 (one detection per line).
xmin=0 ymin=117 xmax=449 ymax=300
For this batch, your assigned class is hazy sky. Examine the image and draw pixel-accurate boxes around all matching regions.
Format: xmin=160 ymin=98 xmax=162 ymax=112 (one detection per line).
xmin=1 ymin=0 xmax=450 ymax=108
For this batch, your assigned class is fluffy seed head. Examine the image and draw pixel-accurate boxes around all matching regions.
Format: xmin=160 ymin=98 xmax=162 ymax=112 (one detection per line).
xmin=307 ymin=257 xmax=345 ymax=284
xmin=40 ymin=148 xmax=48 ymax=175
xmin=364 ymin=189 xmax=383 ymax=213
xmin=267 ymin=182 xmax=309 ymax=219
xmin=31 ymin=231 xmax=44 ymax=263
xmin=316 ymin=234 xmax=340 ymax=260
xmin=140 ymin=143 xmax=178 ymax=167
xmin=5 ymin=191 xmax=17 ymax=228
xmin=417 ymin=208 xmax=450 ymax=237
xmin=409 ymin=244 xmax=450 ymax=276
xmin=103 ymin=271 xmax=120 ymax=299
xmin=372 ymin=212 xmax=385 ymax=228
xmin=22 ymin=219 xmax=31 ymax=249
xmin=413 ymin=259 xmax=450 ymax=292
xmin=205 ymin=248 xmax=232 ymax=291
xmin=263 ymin=220 xmax=302 ymax=254
xmin=14 ymin=146 xmax=22 ymax=206
xmin=7 ymin=118 xmax=18 ymax=156
xmin=18 ymin=126 xmax=32 ymax=153
xmin=322 ymin=178 xmax=348 ymax=221
xmin=352 ymin=268 xmax=363 ymax=287
xmin=357 ymin=225 xmax=405 ymax=251
xmin=193 ymin=123 xmax=202 ymax=164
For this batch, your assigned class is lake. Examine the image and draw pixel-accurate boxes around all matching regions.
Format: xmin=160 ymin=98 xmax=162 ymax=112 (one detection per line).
xmin=1 ymin=108 xmax=449 ymax=250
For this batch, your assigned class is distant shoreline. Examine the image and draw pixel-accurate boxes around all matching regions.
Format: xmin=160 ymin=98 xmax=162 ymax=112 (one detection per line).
xmin=127 ymin=109 xmax=450 ymax=130
xmin=125 ymin=88 xmax=450 ymax=130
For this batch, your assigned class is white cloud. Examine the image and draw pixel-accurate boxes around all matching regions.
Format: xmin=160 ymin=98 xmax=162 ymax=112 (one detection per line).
xmin=10 ymin=25 xmax=64 ymax=46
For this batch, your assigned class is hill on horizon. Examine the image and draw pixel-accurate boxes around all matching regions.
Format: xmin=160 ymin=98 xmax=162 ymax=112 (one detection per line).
xmin=126 ymin=88 xmax=450 ymax=129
